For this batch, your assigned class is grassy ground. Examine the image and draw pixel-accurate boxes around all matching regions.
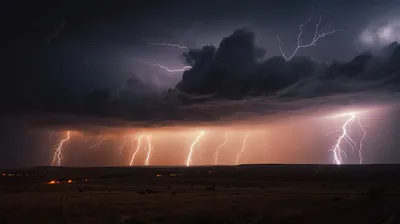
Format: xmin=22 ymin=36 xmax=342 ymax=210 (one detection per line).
xmin=0 ymin=179 xmax=399 ymax=224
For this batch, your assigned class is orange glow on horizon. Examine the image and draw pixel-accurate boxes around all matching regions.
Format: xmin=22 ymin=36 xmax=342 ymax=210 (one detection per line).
xmin=46 ymin=105 xmax=387 ymax=166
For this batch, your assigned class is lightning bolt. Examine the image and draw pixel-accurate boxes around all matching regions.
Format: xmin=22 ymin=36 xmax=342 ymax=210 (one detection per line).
xmin=277 ymin=6 xmax=339 ymax=61
xmin=130 ymin=135 xmax=143 ymax=166
xmin=148 ymin=42 xmax=188 ymax=50
xmin=89 ymin=136 xmax=110 ymax=149
xmin=139 ymin=60 xmax=192 ymax=73
xmin=358 ymin=117 xmax=367 ymax=164
xmin=186 ymin=131 xmax=205 ymax=167
xmin=117 ymin=139 xmax=131 ymax=155
xmin=235 ymin=133 xmax=249 ymax=165
xmin=328 ymin=113 xmax=367 ymax=165
xmin=214 ymin=132 xmax=228 ymax=165
xmin=51 ymin=131 xmax=71 ymax=166
xmin=144 ymin=135 xmax=153 ymax=166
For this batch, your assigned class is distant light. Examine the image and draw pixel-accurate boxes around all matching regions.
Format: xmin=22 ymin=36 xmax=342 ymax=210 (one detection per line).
xmin=360 ymin=30 xmax=375 ymax=45
xmin=48 ymin=180 xmax=56 ymax=184
xmin=377 ymin=26 xmax=394 ymax=42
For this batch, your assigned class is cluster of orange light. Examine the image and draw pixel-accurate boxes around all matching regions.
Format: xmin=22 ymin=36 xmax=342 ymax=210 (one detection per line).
xmin=48 ymin=179 xmax=75 ymax=184
xmin=155 ymin=173 xmax=180 ymax=177
xmin=48 ymin=180 xmax=58 ymax=184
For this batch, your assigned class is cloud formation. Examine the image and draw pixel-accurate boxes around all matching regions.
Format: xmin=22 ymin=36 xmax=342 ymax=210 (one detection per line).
xmin=9 ymin=29 xmax=400 ymax=130
xmin=360 ymin=19 xmax=400 ymax=47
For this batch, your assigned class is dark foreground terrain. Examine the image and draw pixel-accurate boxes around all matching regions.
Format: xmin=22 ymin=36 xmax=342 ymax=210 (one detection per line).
xmin=0 ymin=164 xmax=399 ymax=224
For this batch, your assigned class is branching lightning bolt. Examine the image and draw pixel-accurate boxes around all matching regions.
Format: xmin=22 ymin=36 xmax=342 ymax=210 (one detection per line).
xmin=89 ymin=136 xmax=110 ymax=149
xmin=51 ymin=131 xmax=71 ymax=166
xmin=277 ymin=6 xmax=339 ymax=61
xmin=235 ymin=133 xmax=249 ymax=165
xmin=130 ymin=135 xmax=143 ymax=166
xmin=148 ymin=42 xmax=188 ymax=50
xmin=144 ymin=135 xmax=153 ymax=166
xmin=214 ymin=132 xmax=228 ymax=165
xmin=140 ymin=60 xmax=192 ymax=73
xmin=329 ymin=113 xmax=367 ymax=165
xmin=186 ymin=131 xmax=205 ymax=167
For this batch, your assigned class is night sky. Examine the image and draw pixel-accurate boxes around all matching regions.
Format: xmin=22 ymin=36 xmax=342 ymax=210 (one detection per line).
xmin=3 ymin=0 xmax=400 ymax=168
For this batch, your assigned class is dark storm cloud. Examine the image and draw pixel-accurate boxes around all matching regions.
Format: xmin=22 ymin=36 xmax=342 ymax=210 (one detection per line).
xmin=177 ymin=29 xmax=400 ymax=98
xmin=7 ymin=28 xmax=400 ymax=130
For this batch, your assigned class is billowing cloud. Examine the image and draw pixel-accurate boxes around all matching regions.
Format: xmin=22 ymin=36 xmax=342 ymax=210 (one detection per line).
xmin=360 ymin=18 xmax=400 ymax=47
xmin=8 ymin=29 xmax=400 ymax=131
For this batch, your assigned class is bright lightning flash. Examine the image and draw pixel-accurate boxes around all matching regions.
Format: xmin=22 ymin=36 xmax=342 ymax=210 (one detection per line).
xmin=148 ymin=42 xmax=188 ymax=50
xmin=186 ymin=131 xmax=205 ymax=167
xmin=52 ymin=131 xmax=71 ymax=166
xmin=140 ymin=60 xmax=192 ymax=73
xmin=130 ymin=135 xmax=143 ymax=166
xmin=328 ymin=112 xmax=367 ymax=165
xmin=277 ymin=6 xmax=339 ymax=61
xmin=235 ymin=133 xmax=249 ymax=165
xmin=144 ymin=135 xmax=153 ymax=166
xmin=214 ymin=132 xmax=228 ymax=165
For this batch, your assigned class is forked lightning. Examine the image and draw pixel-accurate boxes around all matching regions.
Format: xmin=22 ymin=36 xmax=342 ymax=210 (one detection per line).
xmin=328 ymin=113 xmax=367 ymax=165
xmin=89 ymin=136 xmax=110 ymax=149
xmin=277 ymin=6 xmax=339 ymax=61
xmin=140 ymin=60 xmax=192 ymax=73
xmin=148 ymin=42 xmax=188 ymax=50
xmin=52 ymin=131 xmax=71 ymax=166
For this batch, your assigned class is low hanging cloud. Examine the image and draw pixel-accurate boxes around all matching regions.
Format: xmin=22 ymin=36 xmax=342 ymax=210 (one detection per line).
xmin=9 ymin=28 xmax=400 ymax=130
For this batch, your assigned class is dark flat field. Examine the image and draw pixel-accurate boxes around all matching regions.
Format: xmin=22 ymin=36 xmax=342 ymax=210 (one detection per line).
xmin=1 ymin=164 xmax=400 ymax=224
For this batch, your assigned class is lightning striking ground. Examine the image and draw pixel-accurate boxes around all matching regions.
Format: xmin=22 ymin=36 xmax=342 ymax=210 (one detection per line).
xmin=277 ymin=6 xmax=339 ymax=61
xmin=51 ymin=131 xmax=71 ymax=166
xmin=130 ymin=135 xmax=143 ymax=166
xmin=235 ymin=133 xmax=249 ymax=165
xmin=144 ymin=135 xmax=153 ymax=166
xmin=214 ymin=132 xmax=228 ymax=165
xmin=328 ymin=113 xmax=367 ymax=165
xmin=186 ymin=131 xmax=205 ymax=167
xmin=358 ymin=117 xmax=367 ymax=164
xmin=139 ymin=60 xmax=192 ymax=73
xmin=148 ymin=42 xmax=188 ymax=50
